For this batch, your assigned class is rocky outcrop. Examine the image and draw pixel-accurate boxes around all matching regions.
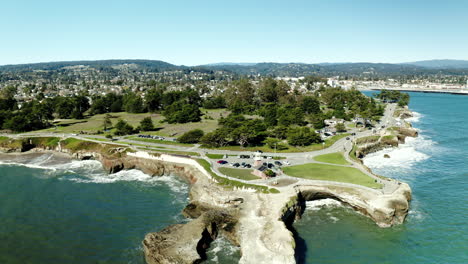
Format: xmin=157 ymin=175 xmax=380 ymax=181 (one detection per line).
xmin=398 ymin=127 xmax=418 ymax=137
xmin=296 ymin=183 xmax=411 ymax=227
xmin=143 ymin=209 xmax=238 ymax=264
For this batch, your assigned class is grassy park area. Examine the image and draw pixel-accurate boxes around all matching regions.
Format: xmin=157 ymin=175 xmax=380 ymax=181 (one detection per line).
xmin=211 ymin=134 xmax=350 ymax=153
xmin=313 ymin=152 xmax=350 ymax=165
xmin=218 ymin=167 xmax=258 ymax=181
xmin=282 ymin=163 xmax=382 ymax=188
xmin=32 ymin=109 xmax=227 ymax=137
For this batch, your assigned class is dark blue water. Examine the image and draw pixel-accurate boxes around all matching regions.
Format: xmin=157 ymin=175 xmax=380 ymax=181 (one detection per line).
xmin=0 ymin=159 xmax=189 ymax=264
xmin=294 ymin=92 xmax=468 ymax=263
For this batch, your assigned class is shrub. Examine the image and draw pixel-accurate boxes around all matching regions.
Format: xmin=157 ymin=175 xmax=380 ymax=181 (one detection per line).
xmin=178 ymin=129 xmax=205 ymax=143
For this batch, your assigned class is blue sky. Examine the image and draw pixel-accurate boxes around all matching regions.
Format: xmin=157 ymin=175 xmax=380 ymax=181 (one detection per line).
xmin=1 ymin=0 xmax=467 ymax=65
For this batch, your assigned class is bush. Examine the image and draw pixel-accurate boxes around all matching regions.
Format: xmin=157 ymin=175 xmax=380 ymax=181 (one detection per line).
xmin=178 ymin=129 xmax=205 ymax=143
xmin=114 ymin=119 xmax=135 ymax=136
xmin=139 ymin=117 xmax=155 ymax=131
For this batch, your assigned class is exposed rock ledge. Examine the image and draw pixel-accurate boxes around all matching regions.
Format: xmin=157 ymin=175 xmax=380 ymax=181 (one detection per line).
xmin=118 ymin=152 xmax=411 ymax=264
xmin=0 ymin=141 xmax=412 ymax=264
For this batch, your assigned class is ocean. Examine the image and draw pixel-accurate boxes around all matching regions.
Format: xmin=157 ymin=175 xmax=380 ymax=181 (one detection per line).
xmin=0 ymin=92 xmax=467 ymax=263
xmin=293 ymin=92 xmax=468 ymax=263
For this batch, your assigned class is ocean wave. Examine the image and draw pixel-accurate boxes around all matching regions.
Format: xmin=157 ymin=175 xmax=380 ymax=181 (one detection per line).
xmin=362 ymin=135 xmax=434 ymax=171
xmin=206 ymin=237 xmax=240 ymax=264
xmin=65 ymin=167 xmax=189 ymax=195
xmin=405 ymin=111 xmax=423 ymax=123
xmin=305 ymin=198 xmax=344 ymax=211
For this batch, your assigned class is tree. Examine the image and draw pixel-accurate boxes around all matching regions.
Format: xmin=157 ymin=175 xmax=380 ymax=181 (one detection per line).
xmin=258 ymin=78 xmax=289 ymax=103
xmin=145 ymin=88 xmax=163 ymax=112
xmin=200 ymin=129 xmax=229 ymax=147
xmin=335 ymin=123 xmax=346 ymax=132
xmin=203 ymin=96 xmax=226 ymax=109
xmin=178 ymin=129 xmax=204 ymax=143
xmin=301 ymin=96 xmax=321 ymax=114
xmin=287 ymin=127 xmax=321 ymax=146
xmin=163 ymin=101 xmax=202 ymax=123
xmin=224 ymin=79 xmax=256 ymax=112
xmin=123 ymin=92 xmax=145 ymax=113
xmin=114 ymin=119 xmax=135 ymax=136
xmin=139 ymin=117 xmax=155 ymax=131
xmin=103 ymin=114 xmax=113 ymax=131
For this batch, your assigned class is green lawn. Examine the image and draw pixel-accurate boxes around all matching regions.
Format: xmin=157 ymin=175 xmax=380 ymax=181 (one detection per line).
xmin=211 ymin=134 xmax=351 ymax=153
xmin=314 ymin=152 xmax=350 ymax=165
xmin=32 ymin=109 xmax=226 ymax=137
xmin=218 ymin=167 xmax=258 ymax=180
xmin=126 ymin=136 xmax=194 ymax=147
xmin=206 ymin=153 xmax=224 ymax=159
xmin=282 ymin=163 xmax=382 ymax=189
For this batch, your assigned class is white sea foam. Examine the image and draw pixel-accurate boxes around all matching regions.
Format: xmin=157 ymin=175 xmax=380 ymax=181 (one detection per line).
xmin=405 ymin=111 xmax=423 ymax=123
xmin=63 ymin=163 xmax=189 ymax=194
xmin=363 ymin=135 xmax=434 ymax=171
xmin=306 ymin=198 xmax=343 ymax=211
xmin=207 ymin=237 xmax=240 ymax=263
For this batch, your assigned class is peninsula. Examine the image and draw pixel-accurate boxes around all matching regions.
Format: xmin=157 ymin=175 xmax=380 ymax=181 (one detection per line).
xmin=0 ymin=101 xmax=417 ymax=263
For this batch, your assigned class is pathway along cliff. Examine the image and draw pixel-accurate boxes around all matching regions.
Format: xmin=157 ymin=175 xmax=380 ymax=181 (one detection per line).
xmin=0 ymin=126 xmax=415 ymax=264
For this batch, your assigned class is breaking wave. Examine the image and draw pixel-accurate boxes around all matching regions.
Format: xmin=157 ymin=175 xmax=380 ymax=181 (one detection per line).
xmin=405 ymin=111 xmax=423 ymax=123
xmin=0 ymin=154 xmax=189 ymax=195
xmin=206 ymin=237 xmax=240 ymax=264
xmin=362 ymin=135 xmax=434 ymax=172
xmin=305 ymin=198 xmax=344 ymax=211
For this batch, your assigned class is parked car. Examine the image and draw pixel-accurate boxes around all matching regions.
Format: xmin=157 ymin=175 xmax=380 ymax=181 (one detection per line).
xmin=245 ymin=164 xmax=252 ymax=168
xmin=217 ymin=160 xmax=228 ymax=164
xmin=351 ymin=132 xmax=356 ymax=136
xmin=267 ymin=163 xmax=274 ymax=168
xmin=233 ymin=163 xmax=240 ymax=167
xmin=274 ymin=161 xmax=282 ymax=166
xmin=346 ymin=137 xmax=350 ymax=140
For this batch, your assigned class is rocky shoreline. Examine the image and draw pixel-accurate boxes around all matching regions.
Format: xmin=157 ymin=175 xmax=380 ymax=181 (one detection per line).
xmin=0 ymin=112 xmax=417 ymax=263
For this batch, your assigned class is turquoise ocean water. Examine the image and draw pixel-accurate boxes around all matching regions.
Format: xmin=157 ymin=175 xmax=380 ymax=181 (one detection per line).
xmin=294 ymin=92 xmax=468 ymax=263
xmin=0 ymin=92 xmax=467 ymax=263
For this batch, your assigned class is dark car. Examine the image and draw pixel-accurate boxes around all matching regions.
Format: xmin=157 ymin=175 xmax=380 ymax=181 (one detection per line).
xmin=267 ymin=163 xmax=274 ymax=168
xmin=351 ymin=132 xmax=356 ymax=136
xmin=245 ymin=164 xmax=252 ymax=168
xmin=241 ymin=162 xmax=246 ymax=166
xmin=233 ymin=163 xmax=240 ymax=167
xmin=346 ymin=137 xmax=350 ymax=140
xmin=217 ymin=160 xmax=228 ymax=164
xmin=274 ymin=161 xmax=282 ymax=166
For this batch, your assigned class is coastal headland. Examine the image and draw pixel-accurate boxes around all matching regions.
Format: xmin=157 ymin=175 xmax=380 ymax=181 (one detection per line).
xmin=0 ymin=104 xmax=419 ymax=263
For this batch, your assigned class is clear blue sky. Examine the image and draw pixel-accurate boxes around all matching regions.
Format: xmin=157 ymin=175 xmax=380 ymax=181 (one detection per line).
xmin=1 ymin=0 xmax=467 ymax=66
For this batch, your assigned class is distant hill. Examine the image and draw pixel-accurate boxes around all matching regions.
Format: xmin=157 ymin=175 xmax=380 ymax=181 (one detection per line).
xmin=2 ymin=59 xmax=468 ymax=77
xmin=403 ymin=59 xmax=468 ymax=69
xmin=202 ymin=62 xmax=257 ymax=66
xmin=0 ymin=59 xmax=181 ymax=72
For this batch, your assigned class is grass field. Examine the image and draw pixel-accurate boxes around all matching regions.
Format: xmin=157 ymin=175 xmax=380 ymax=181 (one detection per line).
xmin=282 ymin=163 xmax=382 ymax=188
xmin=218 ymin=167 xmax=258 ymax=180
xmin=211 ymin=134 xmax=350 ymax=153
xmin=125 ymin=136 xmax=194 ymax=147
xmin=314 ymin=152 xmax=350 ymax=165
xmin=32 ymin=109 xmax=227 ymax=137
